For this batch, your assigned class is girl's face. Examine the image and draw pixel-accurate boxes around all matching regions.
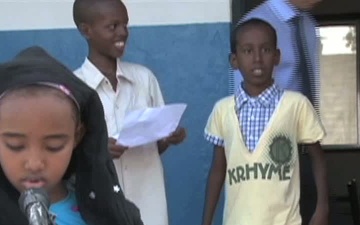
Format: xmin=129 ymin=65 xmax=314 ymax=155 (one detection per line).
xmin=0 ymin=90 xmax=80 ymax=203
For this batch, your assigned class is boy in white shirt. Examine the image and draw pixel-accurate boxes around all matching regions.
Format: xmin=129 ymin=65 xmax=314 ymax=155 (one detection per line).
xmin=72 ymin=1 xmax=186 ymax=225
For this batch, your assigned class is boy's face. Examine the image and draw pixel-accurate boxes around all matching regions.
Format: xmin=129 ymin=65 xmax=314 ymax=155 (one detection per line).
xmin=231 ymin=25 xmax=280 ymax=90
xmin=81 ymin=0 xmax=129 ymax=59
xmin=0 ymin=94 xmax=79 ymax=203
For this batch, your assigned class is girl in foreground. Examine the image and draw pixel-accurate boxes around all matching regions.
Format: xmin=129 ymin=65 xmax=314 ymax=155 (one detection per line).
xmin=0 ymin=46 xmax=143 ymax=225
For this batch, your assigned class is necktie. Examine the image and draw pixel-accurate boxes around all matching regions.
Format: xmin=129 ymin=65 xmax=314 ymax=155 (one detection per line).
xmin=293 ymin=15 xmax=314 ymax=104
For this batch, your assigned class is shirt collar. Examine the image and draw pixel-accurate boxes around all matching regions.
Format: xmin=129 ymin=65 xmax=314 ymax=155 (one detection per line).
xmin=268 ymin=0 xmax=301 ymax=22
xmin=80 ymin=58 xmax=133 ymax=90
xmin=235 ymin=82 xmax=281 ymax=109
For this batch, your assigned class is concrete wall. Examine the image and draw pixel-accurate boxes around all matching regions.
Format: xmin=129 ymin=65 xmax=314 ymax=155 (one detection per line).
xmin=320 ymin=54 xmax=357 ymax=145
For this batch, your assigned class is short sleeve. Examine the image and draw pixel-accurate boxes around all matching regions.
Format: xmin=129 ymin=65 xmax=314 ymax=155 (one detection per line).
xmin=204 ymin=102 xmax=225 ymax=147
xmin=297 ymin=97 xmax=326 ymax=143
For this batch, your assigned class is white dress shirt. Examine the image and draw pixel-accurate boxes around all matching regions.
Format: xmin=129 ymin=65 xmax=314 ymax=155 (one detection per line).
xmin=74 ymin=58 xmax=168 ymax=225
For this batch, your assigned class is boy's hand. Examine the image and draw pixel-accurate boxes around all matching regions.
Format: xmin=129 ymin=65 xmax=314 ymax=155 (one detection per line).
xmin=309 ymin=207 xmax=328 ymax=225
xmin=157 ymin=127 xmax=186 ymax=154
xmin=165 ymin=127 xmax=186 ymax=145
xmin=108 ymin=137 xmax=128 ymax=159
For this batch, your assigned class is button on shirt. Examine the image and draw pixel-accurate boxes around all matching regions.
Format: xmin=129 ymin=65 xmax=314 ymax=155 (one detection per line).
xmin=235 ymin=84 xmax=284 ymax=151
xmin=74 ymin=58 xmax=168 ymax=225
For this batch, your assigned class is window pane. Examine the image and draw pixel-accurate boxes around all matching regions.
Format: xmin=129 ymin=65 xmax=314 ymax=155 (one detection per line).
xmin=319 ymin=25 xmax=358 ymax=145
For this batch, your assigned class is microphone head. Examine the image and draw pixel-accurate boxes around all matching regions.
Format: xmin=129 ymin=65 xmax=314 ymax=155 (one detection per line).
xmin=18 ymin=188 xmax=50 ymax=214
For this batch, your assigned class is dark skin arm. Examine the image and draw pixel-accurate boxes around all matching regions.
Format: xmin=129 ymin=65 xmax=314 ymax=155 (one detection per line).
xmin=306 ymin=142 xmax=329 ymax=225
xmin=157 ymin=127 xmax=186 ymax=154
xmin=202 ymin=145 xmax=226 ymax=225
xmin=108 ymin=137 xmax=128 ymax=159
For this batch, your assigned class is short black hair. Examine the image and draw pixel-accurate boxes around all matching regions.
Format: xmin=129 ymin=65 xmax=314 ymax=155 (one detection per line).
xmin=73 ymin=0 xmax=122 ymax=28
xmin=73 ymin=0 xmax=95 ymax=28
xmin=230 ymin=18 xmax=277 ymax=54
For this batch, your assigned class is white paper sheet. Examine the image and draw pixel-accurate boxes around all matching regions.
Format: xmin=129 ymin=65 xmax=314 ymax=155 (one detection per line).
xmin=116 ymin=103 xmax=187 ymax=147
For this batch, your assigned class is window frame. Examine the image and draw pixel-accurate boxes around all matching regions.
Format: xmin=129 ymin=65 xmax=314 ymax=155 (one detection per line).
xmin=315 ymin=16 xmax=360 ymax=150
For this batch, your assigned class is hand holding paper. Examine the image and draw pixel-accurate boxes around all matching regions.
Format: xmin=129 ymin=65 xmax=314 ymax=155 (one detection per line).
xmin=109 ymin=137 xmax=128 ymax=158
xmin=164 ymin=127 xmax=186 ymax=145
xmin=116 ymin=103 xmax=187 ymax=147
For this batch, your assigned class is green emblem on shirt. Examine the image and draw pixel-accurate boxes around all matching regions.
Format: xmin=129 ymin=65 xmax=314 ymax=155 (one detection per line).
xmin=269 ymin=135 xmax=292 ymax=165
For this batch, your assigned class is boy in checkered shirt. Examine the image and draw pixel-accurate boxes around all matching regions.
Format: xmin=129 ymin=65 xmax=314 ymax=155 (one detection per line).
xmin=201 ymin=18 xmax=328 ymax=225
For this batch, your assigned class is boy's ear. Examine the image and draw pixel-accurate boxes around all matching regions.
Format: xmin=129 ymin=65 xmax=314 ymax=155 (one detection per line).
xmin=78 ymin=23 xmax=91 ymax=39
xmin=230 ymin=53 xmax=239 ymax=69
xmin=75 ymin=123 xmax=86 ymax=148
xmin=274 ymin=49 xmax=281 ymax=66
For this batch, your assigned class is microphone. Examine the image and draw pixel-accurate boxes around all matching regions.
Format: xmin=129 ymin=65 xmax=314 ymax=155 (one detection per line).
xmin=18 ymin=188 xmax=56 ymax=225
